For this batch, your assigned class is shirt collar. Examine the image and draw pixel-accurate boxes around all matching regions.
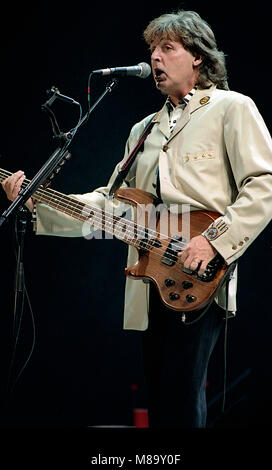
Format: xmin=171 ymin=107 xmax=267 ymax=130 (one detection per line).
xmin=166 ymin=86 xmax=197 ymax=111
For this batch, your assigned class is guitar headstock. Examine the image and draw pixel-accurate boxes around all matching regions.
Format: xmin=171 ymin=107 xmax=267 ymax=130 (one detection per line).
xmin=41 ymin=151 xmax=72 ymax=189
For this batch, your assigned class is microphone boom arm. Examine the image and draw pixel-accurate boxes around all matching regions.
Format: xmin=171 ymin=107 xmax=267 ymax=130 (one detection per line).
xmin=0 ymin=79 xmax=118 ymax=228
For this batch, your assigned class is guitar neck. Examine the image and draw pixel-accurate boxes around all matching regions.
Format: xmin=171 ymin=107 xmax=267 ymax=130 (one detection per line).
xmin=0 ymin=168 xmax=143 ymax=248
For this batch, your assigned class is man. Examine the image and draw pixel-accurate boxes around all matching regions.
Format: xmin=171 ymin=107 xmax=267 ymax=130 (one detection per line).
xmin=2 ymin=10 xmax=272 ymax=427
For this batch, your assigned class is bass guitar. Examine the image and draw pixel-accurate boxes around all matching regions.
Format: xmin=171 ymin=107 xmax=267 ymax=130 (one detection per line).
xmin=0 ymin=168 xmax=235 ymax=314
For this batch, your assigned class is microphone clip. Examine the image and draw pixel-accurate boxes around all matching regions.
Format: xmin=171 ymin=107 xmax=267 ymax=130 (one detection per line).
xmin=44 ymin=86 xmax=80 ymax=106
xmin=41 ymin=87 xmax=80 ymax=140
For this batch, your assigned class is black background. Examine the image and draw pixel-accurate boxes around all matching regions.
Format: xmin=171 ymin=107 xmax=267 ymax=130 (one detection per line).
xmin=0 ymin=0 xmax=271 ymax=462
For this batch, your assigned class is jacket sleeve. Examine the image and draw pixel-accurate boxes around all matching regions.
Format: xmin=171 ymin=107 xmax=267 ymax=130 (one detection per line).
xmin=202 ymin=94 xmax=272 ymax=264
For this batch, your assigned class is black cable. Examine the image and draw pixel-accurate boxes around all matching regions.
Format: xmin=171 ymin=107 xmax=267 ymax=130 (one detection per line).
xmin=222 ymin=275 xmax=230 ymax=413
xmin=87 ymin=72 xmax=93 ymax=115
xmin=8 ymin=283 xmax=36 ymax=395
xmin=6 ymin=214 xmax=36 ymax=396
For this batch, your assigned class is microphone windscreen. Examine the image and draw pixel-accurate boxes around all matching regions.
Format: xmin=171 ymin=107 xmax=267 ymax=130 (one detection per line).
xmin=139 ymin=62 xmax=151 ymax=78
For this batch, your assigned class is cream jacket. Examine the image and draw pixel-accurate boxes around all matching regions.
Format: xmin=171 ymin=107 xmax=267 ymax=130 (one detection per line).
xmin=35 ymin=85 xmax=272 ymax=330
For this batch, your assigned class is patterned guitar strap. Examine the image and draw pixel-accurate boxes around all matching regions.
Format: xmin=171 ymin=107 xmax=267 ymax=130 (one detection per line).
xmin=109 ymin=111 xmax=161 ymax=196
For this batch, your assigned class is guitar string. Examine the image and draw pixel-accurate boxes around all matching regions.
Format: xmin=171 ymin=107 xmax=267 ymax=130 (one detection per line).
xmin=0 ymin=170 xmax=190 ymax=264
xmin=33 ymin=191 xmax=188 ymax=265
xmin=0 ymin=168 xmax=177 ymax=245
xmin=34 ymin=190 xmax=188 ymax=255
xmin=0 ymin=170 xmax=192 ymax=261
xmin=0 ymin=169 xmax=191 ymax=255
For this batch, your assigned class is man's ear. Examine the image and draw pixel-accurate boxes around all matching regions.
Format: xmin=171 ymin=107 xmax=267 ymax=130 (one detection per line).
xmin=193 ymin=56 xmax=202 ymax=66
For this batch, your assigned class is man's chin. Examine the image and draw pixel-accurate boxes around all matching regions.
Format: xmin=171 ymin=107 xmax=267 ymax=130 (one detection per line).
xmin=156 ymin=81 xmax=168 ymax=95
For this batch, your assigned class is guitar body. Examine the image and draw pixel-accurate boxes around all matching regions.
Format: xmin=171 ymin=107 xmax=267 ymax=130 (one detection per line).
xmin=115 ymin=188 xmax=233 ymax=313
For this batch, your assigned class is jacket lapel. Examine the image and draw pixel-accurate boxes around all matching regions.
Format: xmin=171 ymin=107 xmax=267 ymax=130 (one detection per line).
xmin=167 ymin=85 xmax=216 ymax=143
xmin=155 ymin=104 xmax=171 ymax=139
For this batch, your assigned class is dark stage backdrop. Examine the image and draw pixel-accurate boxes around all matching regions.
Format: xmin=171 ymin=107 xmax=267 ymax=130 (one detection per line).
xmin=0 ymin=0 xmax=271 ymax=435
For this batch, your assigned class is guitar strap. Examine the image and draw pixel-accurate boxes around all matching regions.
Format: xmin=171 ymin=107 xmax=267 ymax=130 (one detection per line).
xmin=109 ymin=111 xmax=161 ymax=196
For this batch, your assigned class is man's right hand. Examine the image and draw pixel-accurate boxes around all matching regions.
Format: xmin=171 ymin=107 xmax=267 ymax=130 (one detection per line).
xmin=1 ymin=170 xmax=34 ymax=213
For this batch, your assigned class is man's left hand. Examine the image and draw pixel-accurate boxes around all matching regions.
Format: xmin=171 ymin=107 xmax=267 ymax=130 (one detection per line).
xmin=178 ymin=235 xmax=218 ymax=276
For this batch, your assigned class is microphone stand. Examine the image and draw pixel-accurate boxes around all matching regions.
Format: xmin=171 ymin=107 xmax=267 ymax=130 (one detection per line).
xmin=1 ymin=78 xmax=118 ymax=396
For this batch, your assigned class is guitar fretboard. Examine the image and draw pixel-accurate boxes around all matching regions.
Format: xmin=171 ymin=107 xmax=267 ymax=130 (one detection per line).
xmin=0 ymin=168 xmax=163 ymax=251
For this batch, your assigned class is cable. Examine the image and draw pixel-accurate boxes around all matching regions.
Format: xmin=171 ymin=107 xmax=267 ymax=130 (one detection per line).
xmin=8 ymin=284 xmax=36 ymax=395
xmin=6 ymin=214 xmax=36 ymax=396
xmin=222 ymin=276 xmax=230 ymax=413
xmin=69 ymin=101 xmax=83 ymax=137
xmin=87 ymin=72 xmax=92 ymax=115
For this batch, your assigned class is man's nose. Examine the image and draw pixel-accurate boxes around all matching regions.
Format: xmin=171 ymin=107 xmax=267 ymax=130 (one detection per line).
xmin=151 ymin=47 xmax=161 ymax=61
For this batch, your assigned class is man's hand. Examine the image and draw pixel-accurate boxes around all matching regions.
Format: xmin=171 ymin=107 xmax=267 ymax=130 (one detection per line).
xmin=178 ymin=234 xmax=217 ymax=276
xmin=1 ymin=170 xmax=34 ymax=213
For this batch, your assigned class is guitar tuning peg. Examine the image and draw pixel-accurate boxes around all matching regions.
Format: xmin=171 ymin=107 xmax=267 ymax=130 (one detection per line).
xmin=42 ymin=179 xmax=52 ymax=188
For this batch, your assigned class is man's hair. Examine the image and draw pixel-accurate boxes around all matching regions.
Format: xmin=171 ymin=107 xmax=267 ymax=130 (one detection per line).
xmin=143 ymin=10 xmax=229 ymax=90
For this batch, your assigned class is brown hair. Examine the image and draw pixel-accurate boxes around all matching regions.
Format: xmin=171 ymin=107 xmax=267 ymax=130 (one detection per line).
xmin=143 ymin=10 xmax=229 ymax=90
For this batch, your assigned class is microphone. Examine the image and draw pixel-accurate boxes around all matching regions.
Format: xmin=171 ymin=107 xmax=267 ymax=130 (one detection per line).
xmin=92 ymin=62 xmax=151 ymax=79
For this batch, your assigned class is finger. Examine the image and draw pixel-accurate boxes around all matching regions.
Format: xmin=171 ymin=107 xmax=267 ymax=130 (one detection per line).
xmin=14 ymin=170 xmax=25 ymax=177
xmin=5 ymin=174 xmax=25 ymax=200
xmin=190 ymin=259 xmax=201 ymax=271
xmin=14 ymin=175 xmax=25 ymax=193
xmin=179 ymin=249 xmax=188 ymax=263
xmin=2 ymin=170 xmax=24 ymax=188
xmin=11 ymin=170 xmax=25 ymax=185
xmin=9 ymin=170 xmax=24 ymax=181
xmin=184 ymin=255 xmax=199 ymax=270
xmin=198 ymin=260 xmax=208 ymax=276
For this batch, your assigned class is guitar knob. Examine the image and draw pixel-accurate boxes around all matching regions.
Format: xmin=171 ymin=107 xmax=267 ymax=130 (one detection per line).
xmin=169 ymin=292 xmax=180 ymax=301
xmin=182 ymin=281 xmax=193 ymax=289
xmin=186 ymin=294 xmax=196 ymax=303
xmin=165 ymin=278 xmax=175 ymax=287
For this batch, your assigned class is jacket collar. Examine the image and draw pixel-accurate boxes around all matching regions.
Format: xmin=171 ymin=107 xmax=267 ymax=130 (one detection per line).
xmin=153 ymin=84 xmax=217 ymax=141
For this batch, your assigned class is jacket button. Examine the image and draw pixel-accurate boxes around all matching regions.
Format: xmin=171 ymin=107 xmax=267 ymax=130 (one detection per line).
xmin=162 ymin=144 xmax=169 ymax=152
xmin=232 ymin=245 xmax=237 ymax=250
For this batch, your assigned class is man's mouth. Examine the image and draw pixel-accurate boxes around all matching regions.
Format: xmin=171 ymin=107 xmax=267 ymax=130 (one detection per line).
xmin=154 ymin=68 xmax=166 ymax=81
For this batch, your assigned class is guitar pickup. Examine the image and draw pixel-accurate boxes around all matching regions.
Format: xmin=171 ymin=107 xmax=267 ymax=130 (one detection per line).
xmin=182 ymin=266 xmax=194 ymax=275
xmin=139 ymin=237 xmax=162 ymax=251
xmin=161 ymin=235 xmax=184 ymax=266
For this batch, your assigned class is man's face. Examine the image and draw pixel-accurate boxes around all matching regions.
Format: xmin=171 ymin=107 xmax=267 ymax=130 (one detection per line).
xmin=150 ymin=36 xmax=201 ymax=101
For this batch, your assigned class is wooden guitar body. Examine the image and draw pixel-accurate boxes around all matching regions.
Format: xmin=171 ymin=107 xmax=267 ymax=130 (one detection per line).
xmin=115 ymin=188 xmax=233 ymax=312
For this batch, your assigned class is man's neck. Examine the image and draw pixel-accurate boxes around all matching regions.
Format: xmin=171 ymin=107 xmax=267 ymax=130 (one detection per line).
xmin=169 ymin=85 xmax=197 ymax=106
